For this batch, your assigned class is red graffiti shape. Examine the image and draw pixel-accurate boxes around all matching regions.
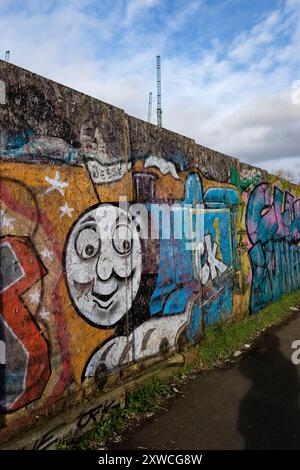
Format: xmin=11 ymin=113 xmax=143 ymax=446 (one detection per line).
xmin=0 ymin=236 xmax=50 ymax=412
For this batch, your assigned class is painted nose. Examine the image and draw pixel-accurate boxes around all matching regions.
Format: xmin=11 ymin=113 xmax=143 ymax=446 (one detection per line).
xmin=96 ymin=250 xmax=113 ymax=281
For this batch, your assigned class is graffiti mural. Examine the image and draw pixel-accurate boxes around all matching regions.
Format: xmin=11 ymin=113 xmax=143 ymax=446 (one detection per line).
xmin=1 ymin=61 xmax=300 ymax=447
xmin=246 ymin=183 xmax=300 ymax=313
xmin=1 ymin=136 xmax=298 ymax=446
xmin=62 ymin=169 xmax=239 ymax=377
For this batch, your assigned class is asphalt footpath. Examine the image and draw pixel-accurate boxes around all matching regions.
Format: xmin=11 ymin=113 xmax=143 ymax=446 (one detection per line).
xmin=110 ymin=310 xmax=300 ymax=450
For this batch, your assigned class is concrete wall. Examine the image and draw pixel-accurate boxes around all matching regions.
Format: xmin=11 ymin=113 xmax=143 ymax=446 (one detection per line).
xmin=1 ymin=60 xmax=300 ymax=448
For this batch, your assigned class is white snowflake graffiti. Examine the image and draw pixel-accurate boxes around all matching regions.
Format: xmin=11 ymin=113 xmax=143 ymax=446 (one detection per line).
xmin=29 ymin=289 xmax=40 ymax=305
xmin=40 ymin=247 xmax=54 ymax=262
xmin=39 ymin=309 xmax=50 ymax=321
xmin=60 ymin=202 xmax=74 ymax=218
xmin=0 ymin=209 xmax=15 ymax=231
xmin=44 ymin=171 xmax=68 ymax=196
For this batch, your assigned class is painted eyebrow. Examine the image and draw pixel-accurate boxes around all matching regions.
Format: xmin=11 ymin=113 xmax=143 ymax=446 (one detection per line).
xmin=80 ymin=216 xmax=96 ymax=225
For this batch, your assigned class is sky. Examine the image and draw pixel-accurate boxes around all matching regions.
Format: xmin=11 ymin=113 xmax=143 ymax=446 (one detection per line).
xmin=0 ymin=0 xmax=300 ymax=175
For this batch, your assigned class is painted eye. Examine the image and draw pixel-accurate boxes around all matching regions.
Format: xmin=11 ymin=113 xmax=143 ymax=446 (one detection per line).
xmin=75 ymin=227 xmax=100 ymax=259
xmin=112 ymin=224 xmax=133 ymax=255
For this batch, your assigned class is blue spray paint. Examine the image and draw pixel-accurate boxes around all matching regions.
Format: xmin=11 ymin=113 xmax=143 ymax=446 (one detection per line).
xmin=246 ymin=183 xmax=300 ymax=313
xmin=149 ymin=173 xmax=239 ymax=342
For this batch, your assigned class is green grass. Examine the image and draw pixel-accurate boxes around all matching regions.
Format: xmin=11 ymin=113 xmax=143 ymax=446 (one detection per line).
xmin=57 ymin=290 xmax=300 ymax=450
xmin=58 ymin=378 xmax=171 ymax=450
xmin=197 ymin=290 xmax=300 ymax=369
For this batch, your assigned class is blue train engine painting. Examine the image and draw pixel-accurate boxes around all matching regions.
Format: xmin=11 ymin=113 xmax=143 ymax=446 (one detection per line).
xmin=139 ymin=171 xmax=240 ymax=345
xmin=65 ymin=163 xmax=240 ymax=379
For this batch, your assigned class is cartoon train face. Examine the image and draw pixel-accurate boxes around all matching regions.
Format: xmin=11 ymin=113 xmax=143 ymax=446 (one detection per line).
xmin=65 ymin=204 xmax=142 ymax=327
xmin=65 ymin=173 xmax=239 ymax=378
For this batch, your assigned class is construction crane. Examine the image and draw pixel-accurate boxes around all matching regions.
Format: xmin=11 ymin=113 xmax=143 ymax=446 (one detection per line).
xmin=5 ymin=51 xmax=10 ymax=62
xmin=147 ymin=92 xmax=153 ymax=123
xmin=156 ymin=55 xmax=162 ymax=128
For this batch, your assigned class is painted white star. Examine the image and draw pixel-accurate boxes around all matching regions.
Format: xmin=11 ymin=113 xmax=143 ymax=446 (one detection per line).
xmin=29 ymin=289 xmax=40 ymax=305
xmin=41 ymin=248 xmax=54 ymax=261
xmin=60 ymin=202 xmax=74 ymax=218
xmin=39 ymin=309 xmax=50 ymax=321
xmin=0 ymin=209 xmax=15 ymax=231
xmin=44 ymin=171 xmax=68 ymax=196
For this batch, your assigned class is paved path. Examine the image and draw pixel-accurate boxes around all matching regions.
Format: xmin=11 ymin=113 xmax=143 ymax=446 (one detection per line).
xmin=110 ymin=311 xmax=300 ymax=450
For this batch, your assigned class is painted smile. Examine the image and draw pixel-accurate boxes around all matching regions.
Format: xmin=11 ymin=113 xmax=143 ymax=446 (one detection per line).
xmin=92 ymin=287 xmax=118 ymax=310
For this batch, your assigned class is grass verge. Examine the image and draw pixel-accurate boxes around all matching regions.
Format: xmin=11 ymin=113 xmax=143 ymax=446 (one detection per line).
xmin=57 ymin=290 xmax=300 ymax=450
xmin=197 ymin=290 xmax=300 ymax=369
xmin=57 ymin=378 xmax=170 ymax=450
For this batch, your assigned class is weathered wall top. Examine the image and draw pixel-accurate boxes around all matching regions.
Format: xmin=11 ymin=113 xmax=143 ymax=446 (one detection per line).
xmin=0 ymin=58 xmax=297 ymax=192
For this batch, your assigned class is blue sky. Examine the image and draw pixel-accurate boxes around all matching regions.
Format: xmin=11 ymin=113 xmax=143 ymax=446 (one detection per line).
xmin=1 ymin=0 xmax=300 ymax=175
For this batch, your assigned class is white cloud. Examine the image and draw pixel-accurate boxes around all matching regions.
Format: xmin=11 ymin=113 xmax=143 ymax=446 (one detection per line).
xmin=230 ymin=11 xmax=280 ymax=64
xmin=123 ymin=0 xmax=161 ymax=26
xmin=262 ymin=156 xmax=300 ymax=184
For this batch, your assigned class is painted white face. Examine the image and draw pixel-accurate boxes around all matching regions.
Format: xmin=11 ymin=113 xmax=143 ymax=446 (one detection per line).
xmin=65 ymin=205 xmax=142 ymax=327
